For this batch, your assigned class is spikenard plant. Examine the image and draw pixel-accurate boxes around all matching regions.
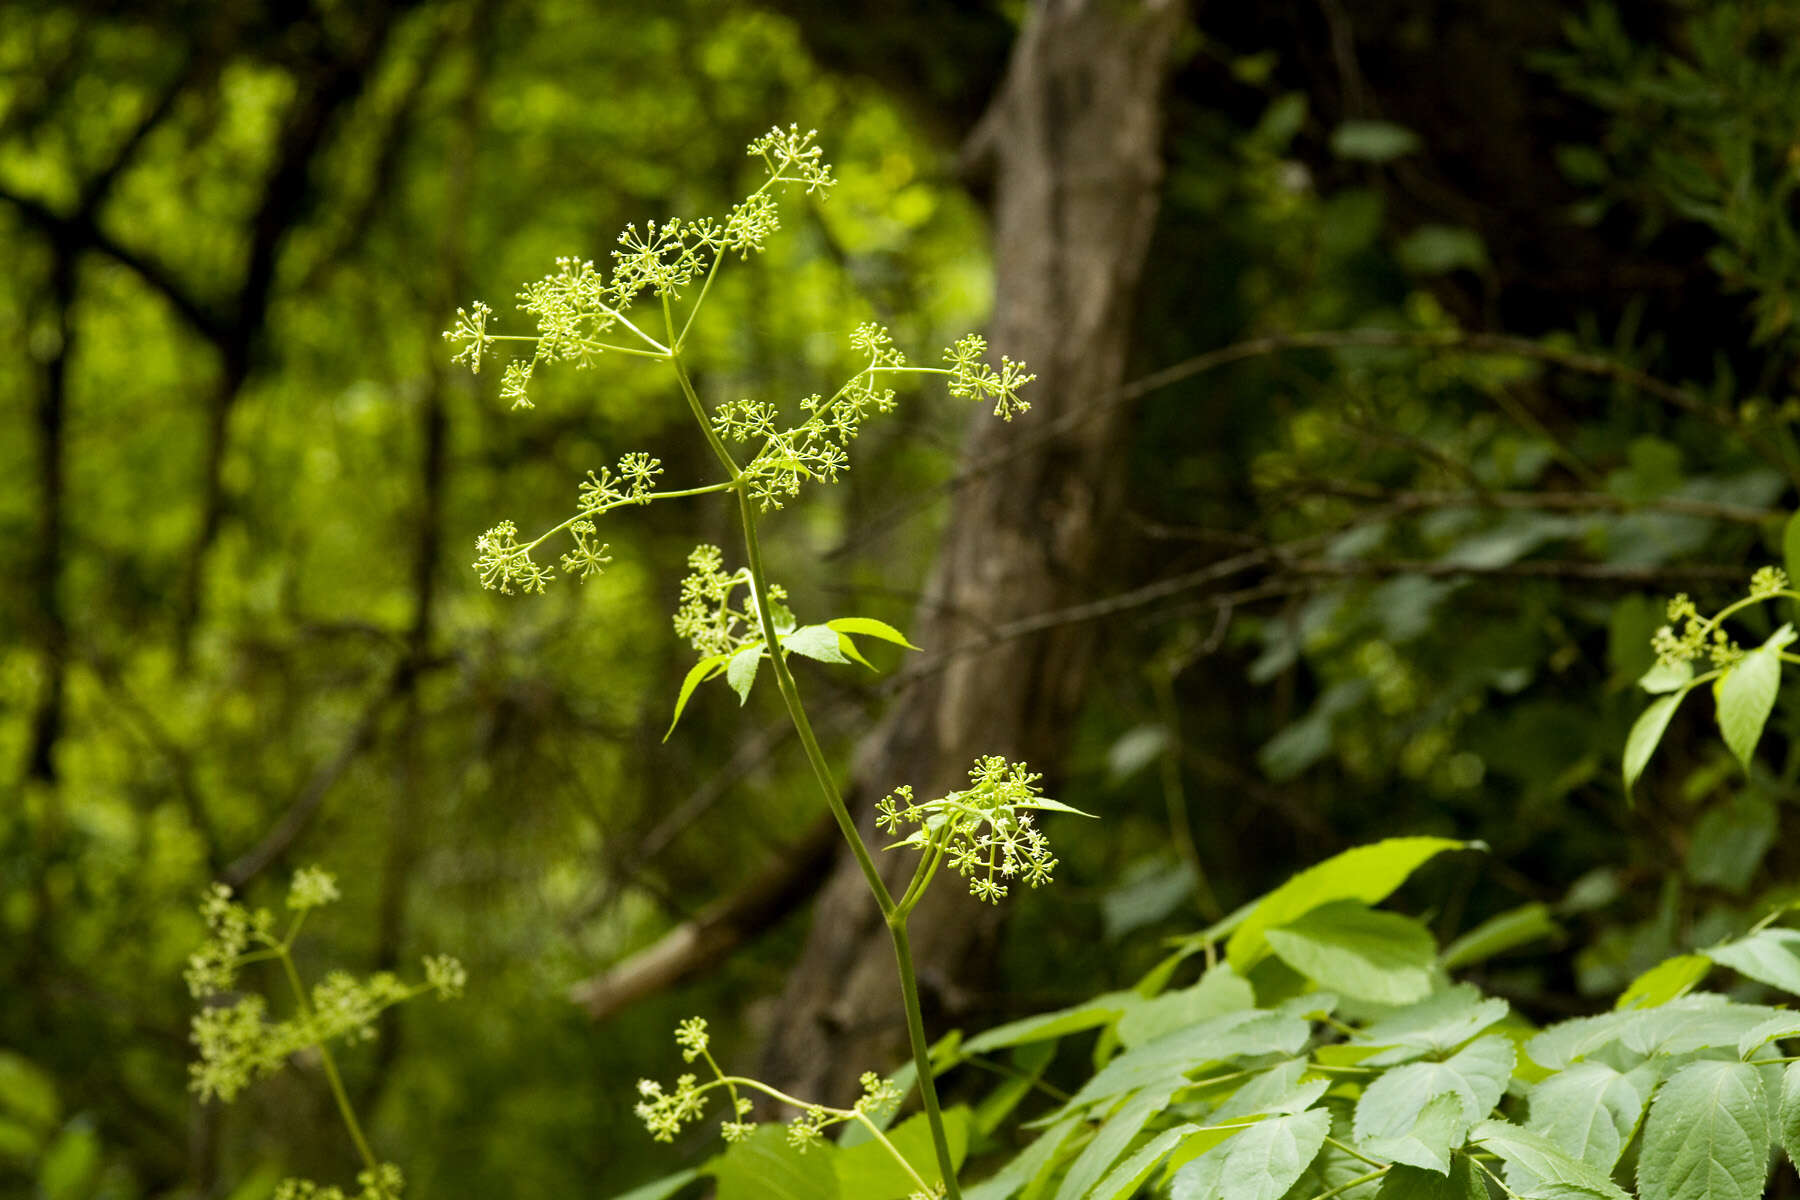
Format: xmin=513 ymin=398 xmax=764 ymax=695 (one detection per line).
xmin=447 ymin=126 xmax=1083 ymax=1199
xmin=183 ymin=867 xmax=465 ymax=1200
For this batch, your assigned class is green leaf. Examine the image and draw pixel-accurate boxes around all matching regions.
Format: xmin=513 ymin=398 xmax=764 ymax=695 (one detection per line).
xmin=1086 ymin=1122 xmax=1202 ymax=1200
xmin=711 ymin=1123 xmax=839 ymax=1200
xmin=836 ymin=634 xmax=875 ymax=670
xmin=1116 ymin=963 xmax=1255 ymax=1048
xmin=1639 ymin=658 xmax=1694 ymax=693
xmin=726 ymin=642 xmax=763 ymax=705
xmin=1706 ymin=927 xmax=1800 ymax=995
xmin=1396 ymin=226 xmax=1487 ymax=275
xmin=961 ymin=1112 xmax=1081 ymax=1200
xmin=0 ymin=1052 xmax=59 ymax=1131
xmin=1054 ymin=1087 xmax=1172 ymax=1200
xmin=1353 ymin=984 xmax=1510 ymax=1065
xmin=782 ymin=624 xmax=849 ymax=664
xmin=1362 ymin=1091 xmax=1466 ymax=1175
xmin=1227 ymin=838 xmax=1469 ymax=971
xmin=1470 ymin=1118 xmax=1632 ymax=1200
xmin=1170 ymin=1108 xmax=1331 ymax=1200
xmin=610 ymin=1168 xmax=703 ymax=1200
xmin=1376 ymin=1155 xmax=1487 ymax=1200
xmin=1623 ymin=690 xmax=1687 ymax=794
xmin=1353 ymin=1036 xmax=1514 ymax=1146
xmin=1718 ymin=624 xmax=1796 ymax=769
xmin=971 ymin=1042 xmax=1055 ymax=1139
xmin=1211 ymin=1061 xmax=1331 ymax=1122
xmin=960 ymin=991 xmax=1135 ymax=1056
xmin=1523 ymin=1062 xmax=1655 ymax=1172
xmin=1264 ymin=901 xmax=1437 ymax=1004
xmin=1777 ymin=1063 xmax=1800 ymax=1169
xmin=1615 ymin=954 xmax=1711 ymax=1009
xmin=824 ymin=617 xmax=920 ymax=650
xmin=1637 ymin=1060 xmax=1770 ymax=1200
xmin=664 ymin=654 xmax=728 ymax=740
xmin=38 ymin=1119 xmax=101 ymax=1200
xmin=1330 ymin=119 xmax=1421 ymax=161
xmin=1441 ymin=904 xmax=1559 ymax=971
xmin=1051 ymin=1000 xmax=1321 ymax=1120
xmin=835 ymin=1108 xmax=969 ymax=1199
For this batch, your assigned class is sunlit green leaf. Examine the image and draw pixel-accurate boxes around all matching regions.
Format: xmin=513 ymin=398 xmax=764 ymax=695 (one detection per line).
xmin=1717 ymin=624 xmax=1795 ymax=769
xmin=1171 ymin=1108 xmax=1330 ymax=1200
xmin=824 ymin=617 xmax=920 ymax=650
xmin=726 ymin=642 xmax=763 ymax=705
xmin=664 ymin=654 xmax=729 ymax=740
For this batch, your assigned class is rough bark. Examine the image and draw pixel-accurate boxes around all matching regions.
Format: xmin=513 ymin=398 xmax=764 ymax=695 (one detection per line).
xmin=759 ymin=0 xmax=1187 ymax=1104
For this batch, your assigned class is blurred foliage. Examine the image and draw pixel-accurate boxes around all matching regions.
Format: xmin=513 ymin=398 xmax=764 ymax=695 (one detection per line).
xmin=8 ymin=0 xmax=1800 ymax=1197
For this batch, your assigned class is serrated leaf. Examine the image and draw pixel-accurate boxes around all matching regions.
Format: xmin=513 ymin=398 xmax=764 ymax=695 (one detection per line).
xmin=1054 ymin=1088 xmax=1170 ymax=1200
xmin=1051 ymin=1001 xmax=1319 ymax=1121
xmin=782 ymin=624 xmax=849 ymax=665
xmin=1637 ymin=1060 xmax=1770 ymax=1200
xmin=1777 ymin=1063 xmax=1800 ymax=1169
xmin=1620 ymin=995 xmax=1791 ymax=1058
xmin=961 ymin=991 xmax=1135 ymax=1056
xmin=1211 ymin=1062 xmax=1332 ymax=1122
xmin=1440 ymin=903 xmax=1559 ymax=971
xmin=1354 ymin=985 xmax=1511 ymax=1066
xmin=1086 ymin=1122 xmax=1202 ymax=1200
xmin=1265 ymin=901 xmax=1437 ymax=1005
xmin=1171 ymin=1108 xmax=1331 ymax=1200
xmin=1376 ymin=1155 xmax=1487 ymax=1200
xmin=1362 ymin=1091 xmax=1466 ymax=1175
xmin=664 ymin=654 xmax=730 ymax=740
xmin=1640 ymin=658 xmax=1695 ymax=693
xmin=1524 ymin=1062 xmax=1654 ymax=1172
xmin=1353 ymin=1036 xmax=1514 ymax=1145
xmin=824 ymin=617 xmax=920 ymax=650
xmin=1470 ymin=1119 xmax=1631 ymax=1200
xmin=1623 ymin=690 xmax=1687 ymax=794
xmin=1717 ymin=624 xmax=1795 ymax=769
xmin=726 ymin=642 xmax=763 ymax=705
xmin=1116 ymin=963 xmax=1255 ymax=1048
xmin=1227 ymin=838 xmax=1469 ymax=971
xmin=961 ymin=1112 xmax=1081 ymax=1200
xmin=1615 ymin=954 xmax=1712 ymax=1009
xmin=1707 ymin=927 xmax=1800 ymax=996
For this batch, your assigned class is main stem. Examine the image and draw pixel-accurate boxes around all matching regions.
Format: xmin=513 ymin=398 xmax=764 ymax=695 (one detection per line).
xmin=671 ymin=350 xmax=963 ymax=1198
xmin=277 ymin=950 xmax=382 ymax=1184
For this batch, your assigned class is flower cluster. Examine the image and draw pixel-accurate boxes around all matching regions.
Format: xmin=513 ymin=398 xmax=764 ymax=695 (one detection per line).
xmin=183 ymin=870 xmax=465 ymax=1106
xmin=671 ymin=544 xmax=791 ymax=657
xmin=944 ymin=333 xmax=1035 ymax=421
xmin=1651 ymin=592 xmax=1738 ymax=668
xmin=878 ymin=756 xmax=1081 ymax=903
xmin=274 ymin=1164 xmax=404 ymax=1200
xmin=1751 ymin=565 xmax=1790 ymax=598
xmin=445 ymin=127 xmax=836 ymax=409
xmin=635 ymin=1018 xmax=901 ymax=1153
xmin=472 ymin=519 xmax=551 ymax=596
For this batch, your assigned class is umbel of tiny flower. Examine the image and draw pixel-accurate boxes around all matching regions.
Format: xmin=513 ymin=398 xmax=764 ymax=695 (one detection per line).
xmin=635 ymin=1018 xmax=903 ymax=1151
xmin=274 ymin=1163 xmax=404 ymax=1200
xmin=878 ymin=756 xmax=1092 ymax=904
xmin=672 ymin=544 xmax=793 ymax=656
xmin=184 ymin=869 xmax=467 ymax=1105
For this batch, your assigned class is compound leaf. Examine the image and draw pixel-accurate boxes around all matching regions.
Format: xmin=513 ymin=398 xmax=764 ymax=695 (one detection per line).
xmin=1265 ymin=901 xmax=1437 ymax=1005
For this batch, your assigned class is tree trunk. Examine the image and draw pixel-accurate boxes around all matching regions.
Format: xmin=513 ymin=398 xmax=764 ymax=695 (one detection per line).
xmin=760 ymin=0 xmax=1186 ymax=1103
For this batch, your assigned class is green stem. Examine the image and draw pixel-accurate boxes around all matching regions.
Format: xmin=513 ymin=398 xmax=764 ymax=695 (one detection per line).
xmin=1311 ymin=1167 xmax=1390 ymax=1200
xmin=670 ymin=344 xmax=959 ymax=1196
xmin=275 ymin=949 xmax=381 ymax=1181
xmin=888 ymin=916 xmax=963 ymax=1199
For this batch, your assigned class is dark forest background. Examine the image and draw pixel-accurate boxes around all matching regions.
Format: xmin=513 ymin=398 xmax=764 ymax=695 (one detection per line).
xmin=6 ymin=0 xmax=1800 ymax=1195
